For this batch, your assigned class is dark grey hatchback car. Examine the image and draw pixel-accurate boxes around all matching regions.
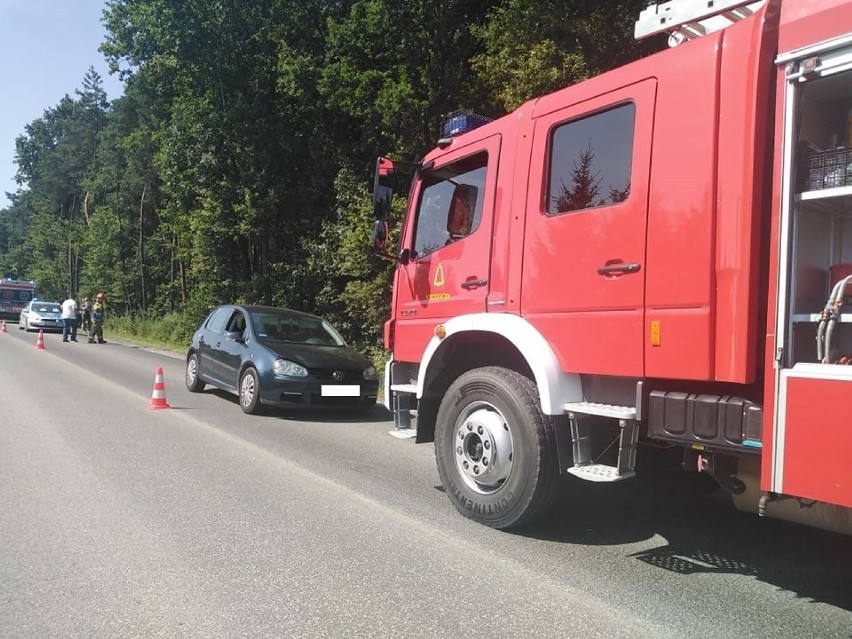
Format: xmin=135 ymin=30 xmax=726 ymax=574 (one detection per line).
xmin=186 ymin=305 xmax=379 ymax=414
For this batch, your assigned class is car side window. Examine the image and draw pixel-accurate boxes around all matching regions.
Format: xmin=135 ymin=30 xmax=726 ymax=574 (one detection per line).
xmin=226 ymin=311 xmax=246 ymax=334
xmin=205 ymin=307 xmax=231 ymax=334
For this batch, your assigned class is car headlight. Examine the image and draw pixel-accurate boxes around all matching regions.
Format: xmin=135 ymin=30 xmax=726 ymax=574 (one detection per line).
xmin=363 ymin=365 xmax=377 ymax=381
xmin=273 ymin=358 xmax=308 ymax=377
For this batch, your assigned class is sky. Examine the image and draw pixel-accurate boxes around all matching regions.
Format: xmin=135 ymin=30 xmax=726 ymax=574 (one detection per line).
xmin=0 ymin=0 xmax=124 ymax=209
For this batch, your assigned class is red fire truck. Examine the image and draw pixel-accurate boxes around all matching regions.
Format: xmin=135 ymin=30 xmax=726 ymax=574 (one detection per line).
xmin=0 ymin=277 xmax=36 ymax=321
xmin=371 ymin=0 xmax=852 ymax=533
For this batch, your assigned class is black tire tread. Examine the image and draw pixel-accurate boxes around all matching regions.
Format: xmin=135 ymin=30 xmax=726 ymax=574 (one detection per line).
xmin=436 ymin=366 xmax=560 ymax=529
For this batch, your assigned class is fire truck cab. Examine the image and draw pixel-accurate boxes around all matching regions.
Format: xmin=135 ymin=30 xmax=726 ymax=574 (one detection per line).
xmin=373 ymin=0 xmax=852 ymax=532
xmin=0 ymin=277 xmax=36 ymax=322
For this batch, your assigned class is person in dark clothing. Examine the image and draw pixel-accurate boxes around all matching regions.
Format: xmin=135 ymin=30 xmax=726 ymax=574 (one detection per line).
xmin=88 ymin=292 xmax=106 ymax=344
xmin=80 ymin=297 xmax=92 ymax=333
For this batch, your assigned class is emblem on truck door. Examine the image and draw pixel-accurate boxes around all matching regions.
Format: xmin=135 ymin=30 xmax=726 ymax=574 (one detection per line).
xmin=433 ymin=263 xmax=445 ymax=287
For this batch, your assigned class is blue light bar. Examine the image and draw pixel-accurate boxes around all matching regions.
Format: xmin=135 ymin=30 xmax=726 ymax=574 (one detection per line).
xmin=440 ymin=111 xmax=492 ymax=139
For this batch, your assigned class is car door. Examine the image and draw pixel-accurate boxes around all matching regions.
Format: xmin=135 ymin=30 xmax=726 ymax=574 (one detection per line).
xmin=19 ymin=302 xmax=31 ymax=328
xmin=216 ymin=310 xmax=248 ymax=389
xmin=197 ymin=307 xmax=232 ymax=385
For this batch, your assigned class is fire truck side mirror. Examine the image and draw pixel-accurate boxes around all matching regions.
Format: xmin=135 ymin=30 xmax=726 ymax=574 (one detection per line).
xmin=372 ymin=219 xmax=389 ymax=251
xmin=373 ymin=156 xmax=395 ymax=220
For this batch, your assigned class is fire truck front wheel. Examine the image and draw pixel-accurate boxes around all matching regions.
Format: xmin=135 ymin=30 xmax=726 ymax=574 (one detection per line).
xmin=434 ymin=366 xmax=559 ymax=529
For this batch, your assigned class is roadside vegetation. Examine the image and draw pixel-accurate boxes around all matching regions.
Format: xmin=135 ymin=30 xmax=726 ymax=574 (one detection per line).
xmin=0 ymin=0 xmax=660 ymax=359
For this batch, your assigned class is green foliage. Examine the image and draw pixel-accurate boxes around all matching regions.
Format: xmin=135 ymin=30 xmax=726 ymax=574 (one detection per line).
xmin=108 ymin=310 xmax=200 ymax=351
xmin=303 ymin=167 xmax=396 ymax=348
xmin=0 ymin=0 xmax=658 ymax=351
xmin=472 ymin=0 xmax=658 ymax=111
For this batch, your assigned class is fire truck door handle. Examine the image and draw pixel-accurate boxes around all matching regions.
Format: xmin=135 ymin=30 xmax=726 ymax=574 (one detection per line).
xmin=597 ymin=263 xmax=641 ymax=276
xmin=461 ymin=278 xmax=488 ymax=290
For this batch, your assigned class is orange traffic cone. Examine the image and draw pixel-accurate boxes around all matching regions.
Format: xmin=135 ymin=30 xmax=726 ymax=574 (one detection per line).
xmin=35 ymin=329 xmax=46 ymax=350
xmin=147 ymin=366 xmax=172 ymax=410
xmin=0 ymin=320 xmax=6 ymax=333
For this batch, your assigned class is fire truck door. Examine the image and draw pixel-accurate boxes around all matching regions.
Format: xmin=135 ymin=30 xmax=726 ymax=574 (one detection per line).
xmin=392 ymin=136 xmax=500 ymax=364
xmin=521 ymin=80 xmax=655 ymax=377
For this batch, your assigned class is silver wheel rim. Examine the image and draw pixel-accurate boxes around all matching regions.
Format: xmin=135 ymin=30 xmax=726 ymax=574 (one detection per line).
xmin=240 ymin=372 xmax=256 ymax=408
xmin=186 ymin=357 xmax=198 ymax=386
xmin=453 ymin=401 xmax=513 ymax=495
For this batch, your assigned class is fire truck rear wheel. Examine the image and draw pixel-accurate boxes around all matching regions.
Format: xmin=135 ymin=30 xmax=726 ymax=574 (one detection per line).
xmin=435 ymin=366 xmax=559 ymax=529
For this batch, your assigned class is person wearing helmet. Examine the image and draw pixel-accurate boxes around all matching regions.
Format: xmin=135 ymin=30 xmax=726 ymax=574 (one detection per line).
xmin=88 ymin=292 xmax=106 ymax=344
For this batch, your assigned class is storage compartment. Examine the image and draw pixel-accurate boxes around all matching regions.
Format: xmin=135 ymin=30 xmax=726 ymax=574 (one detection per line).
xmin=778 ymin=365 xmax=852 ymax=507
xmin=647 ymin=391 xmax=762 ymax=451
xmin=787 ymin=67 xmax=852 ymax=367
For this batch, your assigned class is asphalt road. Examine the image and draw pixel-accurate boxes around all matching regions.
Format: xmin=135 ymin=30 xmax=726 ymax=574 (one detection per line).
xmin=1 ymin=324 xmax=851 ymax=639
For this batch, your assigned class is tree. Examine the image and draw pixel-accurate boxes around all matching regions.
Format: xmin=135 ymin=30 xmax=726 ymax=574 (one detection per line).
xmin=472 ymin=0 xmax=660 ymax=111
xmin=553 ymin=143 xmax=601 ymax=213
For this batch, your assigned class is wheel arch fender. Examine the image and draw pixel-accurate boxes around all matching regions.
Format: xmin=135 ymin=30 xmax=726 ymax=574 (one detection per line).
xmin=418 ymin=313 xmax=582 ymax=414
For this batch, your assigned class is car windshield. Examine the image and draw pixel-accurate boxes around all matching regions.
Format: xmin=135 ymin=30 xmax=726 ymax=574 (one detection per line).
xmin=250 ymin=310 xmax=345 ymax=346
xmin=32 ymin=303 xmax=61 ymax=313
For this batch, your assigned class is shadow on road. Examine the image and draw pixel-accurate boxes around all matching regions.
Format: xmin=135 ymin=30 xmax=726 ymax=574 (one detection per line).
xmin=514 ymin=453 xmax=852 ymax=611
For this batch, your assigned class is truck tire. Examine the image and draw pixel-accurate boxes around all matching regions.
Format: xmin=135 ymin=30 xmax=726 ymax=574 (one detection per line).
xmin=434 ymin=366 xmax=559 ymax=529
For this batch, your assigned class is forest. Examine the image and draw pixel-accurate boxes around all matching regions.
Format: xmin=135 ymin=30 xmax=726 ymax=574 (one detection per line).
xmin=0 ymin=0 xmax=660 ymax=357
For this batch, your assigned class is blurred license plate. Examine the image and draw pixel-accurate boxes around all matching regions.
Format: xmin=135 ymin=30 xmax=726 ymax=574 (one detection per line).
xmin=321 ymin=385 xmax=359 ymax=397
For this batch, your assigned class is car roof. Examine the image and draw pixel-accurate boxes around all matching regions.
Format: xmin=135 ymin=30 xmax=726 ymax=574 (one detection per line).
xmin=220 ymin=305 xmax=323 ymax=321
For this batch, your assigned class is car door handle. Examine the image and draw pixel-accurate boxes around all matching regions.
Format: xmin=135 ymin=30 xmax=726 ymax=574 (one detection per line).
xmin=597 ymin=262 xmax=641 ymax=276
xmin=461 ymin=278 xmax=488 ymax=290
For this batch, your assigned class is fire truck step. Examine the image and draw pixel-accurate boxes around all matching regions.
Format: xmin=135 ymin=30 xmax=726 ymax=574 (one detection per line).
xmin=565 ymin=464 xmax=636 ymax=482
xmin=390 ymin=383 xmax=417 ymax=394
xmin=563 ymin=401 xmax=636 ymax=419
xmin=565 ymin=407 xmax=639 ymax=482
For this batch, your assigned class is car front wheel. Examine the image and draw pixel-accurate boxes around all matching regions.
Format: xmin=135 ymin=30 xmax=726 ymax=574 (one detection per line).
xmin=185 ymin=353 xmax=205 ymax=392
xmin=239 ymin=367 xmax=264 ymax=415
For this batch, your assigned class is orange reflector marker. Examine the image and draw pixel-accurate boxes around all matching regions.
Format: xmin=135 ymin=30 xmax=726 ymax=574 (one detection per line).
xmin=650 ymin=320 xmax=661 ymax=347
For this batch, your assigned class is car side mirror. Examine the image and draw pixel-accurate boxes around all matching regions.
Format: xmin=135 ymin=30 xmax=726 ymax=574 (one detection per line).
xmin=225 ymin=330 xmax=245 ymax=343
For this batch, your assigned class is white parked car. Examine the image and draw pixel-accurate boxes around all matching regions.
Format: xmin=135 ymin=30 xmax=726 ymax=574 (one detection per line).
xmin=19 ymin=300 xmax=64 ymax=332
